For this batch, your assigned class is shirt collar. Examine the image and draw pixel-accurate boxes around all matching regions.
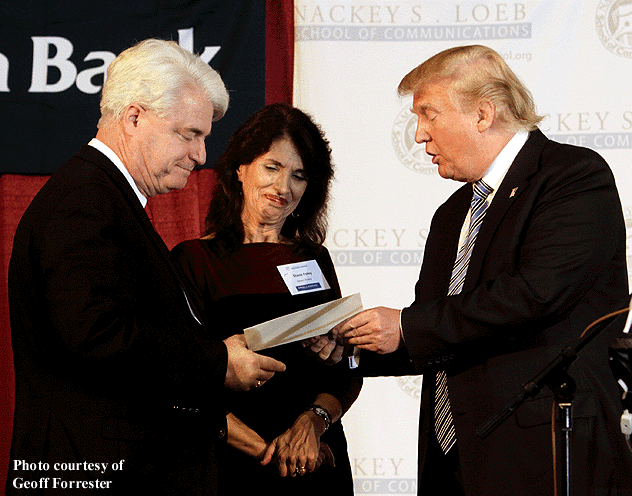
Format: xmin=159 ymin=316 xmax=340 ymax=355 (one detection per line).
xmin=88 ymin=138 xmax=147 ymax=208
xmin=481 ymin=130 xmax=529 ymax=195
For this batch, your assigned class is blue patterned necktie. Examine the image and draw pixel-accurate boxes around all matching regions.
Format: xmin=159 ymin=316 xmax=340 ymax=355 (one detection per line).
xmin=435 ymin=179 xmax=494 ymax=454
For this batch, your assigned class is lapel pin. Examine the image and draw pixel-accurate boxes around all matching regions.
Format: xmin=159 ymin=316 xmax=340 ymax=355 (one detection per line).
xmin=509 ymin=187 xmax=518 ymax=198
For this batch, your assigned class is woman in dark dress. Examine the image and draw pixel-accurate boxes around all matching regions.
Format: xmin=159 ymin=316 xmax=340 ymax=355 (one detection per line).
xmin=171 ymin=103 xmax=361 ymax=495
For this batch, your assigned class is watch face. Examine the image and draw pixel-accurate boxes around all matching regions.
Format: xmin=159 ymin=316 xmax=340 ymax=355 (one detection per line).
xmin=309 ymin=405 xmax=331 ymax=429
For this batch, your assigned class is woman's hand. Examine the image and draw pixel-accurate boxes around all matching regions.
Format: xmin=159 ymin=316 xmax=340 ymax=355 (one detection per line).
xmin=226 ymin=413 xmax=269 ymax=460
xmin=316 ymin=442 xmax=335 ymax=471
xmin=302 ymin=333 xmax=346 ymax=364
xmin=260 ymin=411 xmax=334 ymax=477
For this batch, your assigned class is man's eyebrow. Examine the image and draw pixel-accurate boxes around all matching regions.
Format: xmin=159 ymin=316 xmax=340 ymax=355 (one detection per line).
xmin=182 ymin=126 xmax=210 ymax=137
xmin=411 ymin=103 xmax=436 ymax=114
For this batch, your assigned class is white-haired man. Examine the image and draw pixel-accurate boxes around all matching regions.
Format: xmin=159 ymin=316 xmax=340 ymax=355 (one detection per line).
xmin=7 ymin=39 xmax=285 ymax=495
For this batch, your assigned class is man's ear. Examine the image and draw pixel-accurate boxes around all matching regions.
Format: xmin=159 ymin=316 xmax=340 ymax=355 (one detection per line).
xmin=122 ymin=103 xmax=144 ymax=134
xmin=476 ymin=98 xmax=495 ymax=133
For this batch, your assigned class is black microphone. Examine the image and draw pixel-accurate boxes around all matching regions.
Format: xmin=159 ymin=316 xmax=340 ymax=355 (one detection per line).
xmin=608 ymin=296 xmax=632 ymax=437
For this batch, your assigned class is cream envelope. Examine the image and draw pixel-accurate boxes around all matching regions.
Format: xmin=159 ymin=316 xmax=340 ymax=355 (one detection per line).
xmin=244 ymin=293 xmax=363 ymax=351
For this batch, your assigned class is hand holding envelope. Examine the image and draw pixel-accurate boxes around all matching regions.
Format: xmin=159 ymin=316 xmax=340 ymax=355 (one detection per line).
xmin=332 ymin=306 xmax=403 ymax=354
xmin=243 ymin=293 xmax=363 ymax=364
xmin=302 ymin=334 xmax=346 ymax=364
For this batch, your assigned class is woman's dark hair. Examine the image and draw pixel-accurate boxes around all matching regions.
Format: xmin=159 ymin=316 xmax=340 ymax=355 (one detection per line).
xmin=204 ymin=102 xmax=334 ymax=255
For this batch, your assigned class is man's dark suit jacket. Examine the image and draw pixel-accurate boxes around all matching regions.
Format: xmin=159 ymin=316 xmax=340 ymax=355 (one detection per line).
xmin=400 ymin=130 xmax=632 ymax=495
xmin=7 ymin=145 xmax=228 ymax=494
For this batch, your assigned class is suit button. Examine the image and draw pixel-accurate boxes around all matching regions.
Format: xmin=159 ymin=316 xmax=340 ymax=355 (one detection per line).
xmin=219 ymin=429 xmax=226 ymax=439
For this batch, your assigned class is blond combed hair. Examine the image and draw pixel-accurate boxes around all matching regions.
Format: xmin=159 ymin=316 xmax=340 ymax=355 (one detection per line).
xmin=398 ymin=45 xmax=543 ymax=132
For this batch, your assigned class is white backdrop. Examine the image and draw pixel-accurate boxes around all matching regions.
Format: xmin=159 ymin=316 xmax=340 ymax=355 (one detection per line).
xmin=293 ymin=1 xmax=632 ymax=494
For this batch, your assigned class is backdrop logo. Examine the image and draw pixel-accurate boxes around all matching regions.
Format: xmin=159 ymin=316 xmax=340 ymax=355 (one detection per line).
xmin=295 ymin=3 xmax=531 ymax=42
xmin=596 ymin=0 xmax=632 ymax=58
xmin=392 ymin=106 xmax=436 ymax=175
xmin=395 ymin=376 xmax=422 ymax=399
xmin=0 ymin=28 xmax=219 ymax=95
xmin=353 ymin=457 xmax=414 ymax=494
xmin=542 ymin=110 xmax=632 ymax=150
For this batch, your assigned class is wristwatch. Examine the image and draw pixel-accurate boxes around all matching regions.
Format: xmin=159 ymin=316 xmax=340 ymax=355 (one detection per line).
xmin=306 ymin=404 xmax=332 ymax=431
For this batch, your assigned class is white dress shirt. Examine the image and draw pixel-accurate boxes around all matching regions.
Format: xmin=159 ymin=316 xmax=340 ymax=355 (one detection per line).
xmin=399 ymin=130 xmax=529 ymax=342
xmin=88 ymin=138 xmax=147 ymax=208
xmin=456 ymin=130 xmax=529 ymax=250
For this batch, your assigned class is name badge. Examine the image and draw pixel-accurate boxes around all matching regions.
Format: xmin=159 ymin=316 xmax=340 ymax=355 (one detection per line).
xmin=277 ymin=260 xmax=331 ymax=295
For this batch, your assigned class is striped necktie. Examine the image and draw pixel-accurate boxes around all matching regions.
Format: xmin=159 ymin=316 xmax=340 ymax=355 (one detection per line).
xmin=435 ymin=179 xmax=494 ymax=454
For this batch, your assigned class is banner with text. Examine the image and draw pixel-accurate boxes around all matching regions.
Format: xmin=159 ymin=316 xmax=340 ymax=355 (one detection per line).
xmin=0 ymin=0 xmax=266 ymax=174
xmin=294 ymin=1 xmax=632 ymax=494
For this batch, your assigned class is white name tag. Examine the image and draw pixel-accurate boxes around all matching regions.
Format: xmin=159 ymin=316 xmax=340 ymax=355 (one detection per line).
xmin=277 ymin=259 xmax=331 ymax=295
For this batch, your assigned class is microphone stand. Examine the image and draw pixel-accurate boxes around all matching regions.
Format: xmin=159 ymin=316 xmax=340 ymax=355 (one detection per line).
xmin=476 ymin=310 xmax=626 ymax=496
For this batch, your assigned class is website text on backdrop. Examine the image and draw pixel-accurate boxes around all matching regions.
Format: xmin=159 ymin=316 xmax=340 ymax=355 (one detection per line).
xmin=6 ymin=38 xmax=285 ymax=495
xmin=171 ymin=102 xmax=361 ymax=496
xmin=329 ymin=44 xmax=632 ymax=495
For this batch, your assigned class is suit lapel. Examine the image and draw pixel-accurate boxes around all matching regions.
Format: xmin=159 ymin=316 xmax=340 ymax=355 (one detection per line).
xmin=75 ymin=145 xmax=206 ymax=328
xmin=463 ymin=130 xmax=549 ymax=292
xmin=76 ymin=145 xmax=170 ymax=256
xmin=424 ymin=184 xmax=472 ymax=298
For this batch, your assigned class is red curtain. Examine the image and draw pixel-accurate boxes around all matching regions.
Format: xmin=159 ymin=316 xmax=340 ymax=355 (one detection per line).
xmin=0 ymin=1 xmax=293 ymax=490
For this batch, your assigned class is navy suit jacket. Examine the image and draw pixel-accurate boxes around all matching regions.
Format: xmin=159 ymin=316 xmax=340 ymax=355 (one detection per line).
xmin=400 ymin=130 xmax=632 ymax=495
xmin=7 ymin=145 xmax=228 ymax=494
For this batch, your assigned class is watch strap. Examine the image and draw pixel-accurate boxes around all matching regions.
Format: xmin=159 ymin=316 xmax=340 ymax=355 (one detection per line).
xmin=306 ymin=403 xmax=332 ymax=431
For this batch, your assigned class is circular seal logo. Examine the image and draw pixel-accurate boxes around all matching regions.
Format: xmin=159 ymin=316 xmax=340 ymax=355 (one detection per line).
xmin=595 ymin=0 xmax=632 ymax=58
xmin=395 ymin=375 xmax=422 ymax=399
xmin=392 ymin=106 xmax=436 ymax=175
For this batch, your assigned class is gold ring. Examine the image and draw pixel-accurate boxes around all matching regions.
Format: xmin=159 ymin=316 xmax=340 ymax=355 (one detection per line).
xmin=294 ymin=466 xmax=306 ymax=475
